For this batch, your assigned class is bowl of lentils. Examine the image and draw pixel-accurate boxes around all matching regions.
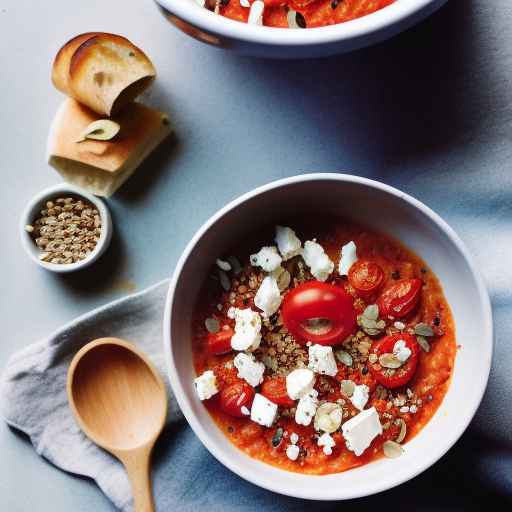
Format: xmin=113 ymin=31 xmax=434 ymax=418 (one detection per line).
xmin=20 ymin=184 xmax=113 ymax=273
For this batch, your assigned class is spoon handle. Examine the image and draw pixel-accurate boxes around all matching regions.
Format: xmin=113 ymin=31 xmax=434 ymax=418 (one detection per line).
xmin=121 ymin=447 xmax=155 ymax=512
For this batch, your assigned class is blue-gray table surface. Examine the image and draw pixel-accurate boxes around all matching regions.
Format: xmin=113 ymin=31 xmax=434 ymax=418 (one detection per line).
xmin=1 ymin=0 xmax=511 ymax=510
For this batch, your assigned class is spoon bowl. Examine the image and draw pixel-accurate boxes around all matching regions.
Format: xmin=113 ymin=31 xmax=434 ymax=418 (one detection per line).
xmin=68 ymin=337 xmax=167 ymax=511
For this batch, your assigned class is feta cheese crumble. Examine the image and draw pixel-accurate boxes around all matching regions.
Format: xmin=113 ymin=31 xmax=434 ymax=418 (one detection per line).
xmin=308 ymin=344 xmax=338 ymax=377
xmin=194 ymin=370 xmax=218 ymax=401
xmin=286 ymin=444 xmax=300 ymax=461
xmin=286 ymin=368 xmax=315 ymax=400
xmin=290 ymin=433 xmax=299 ymax=445
xmin=234 ymin=353 xmax=265 ymax=387
xmin=250 ymin=246 xmax=282 ymax=272
xmin=350 ymin=384 xmax=370 ymax=411
xmin=254 ymin=275 xmax=282 ymax=317
xmin=228 ymin=307 xmax=262 ymax=351
xmin=338 ymin=241 xmax=358 ymax=276
xmin=295 ymin=389 xmax=318 ymax=426
xmin=240 ymin=0 xmax=250 ymax=6
xmin=241 ymin=406 xmax=251 ymax=416
xmin=250 ymin=393 xmax=278 ymax=427
xmin=275 ymin=225 xmax=302 ymax=260
xmin=302 ymin=240 xmax=334 ymax=282
xmin=248 ymin=0 xmax=264 ymax=25
xmin=342 ymin=406 xmax=382 ymax=456
xmin=393 ymin=339 xmax=412 ymax=363
xmin=317 ymin=432 xmax=336 ymax=455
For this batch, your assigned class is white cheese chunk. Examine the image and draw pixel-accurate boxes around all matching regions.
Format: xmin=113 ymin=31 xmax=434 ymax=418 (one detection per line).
xmin=233 ymin=353 xmax=265 ymax=387
xmin=295 ymin=390 xmax=318 ymax=426
xmin=317 ymin=432 xmax=336 ymax=455
xmin=275 ymin=225 xmax=302 ymax=261
xmin=286 ymin=368 xmax=315 ymax=400
xmin=194 ymin=370 xmax=219 ymax=401
xmin=286 ymin=444 xmax=300 ymax=461
xmin=290 ymin=433 xmax=299 ymax=445
xmin=250 ymin=246 xmax=282 ymax=272
xmin=254 ymin=275 xmax=282 ymax=317
xmin=342 ymin=406 xmax=383 ymax=457
xmin=393 ymin=339 xmax=412 ymax=363
xmin=350 ymin=384 xmax=370 ymax=411
xmin=250 ymin=393 xmax=278 ymax=427
xmin=308 ymin=344 xmax=338 ymax=377
xmin=229 ymin=307 xmax=262 ymax=351
xmin=241 ymin=406 xmax=251 ymax=416
xmin=248 ymin=0 xmax=264 ymax=25
xmin=338 ymin=241 xmax=358 ymax=276
xmin=302 ymin=240 xmax=334 ymax=281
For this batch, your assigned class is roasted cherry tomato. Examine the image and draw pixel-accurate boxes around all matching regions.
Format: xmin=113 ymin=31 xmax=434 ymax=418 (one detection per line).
xmin=261 ymin=376 xmax=295 ymax=407
xmin=220 ymin=381 xmax=255 ymax=418
xmin=348 ymin=260 xmax=385 ymax=299
xmin=377 ymin=278 xmax=422 ymax=319
xmin=368 ymin=333 xmax=420 ymax=389
xmin=282 ymin=281 xmax=357 ymax=346
xmin=207 ymin=328 xmax=234 ymax=355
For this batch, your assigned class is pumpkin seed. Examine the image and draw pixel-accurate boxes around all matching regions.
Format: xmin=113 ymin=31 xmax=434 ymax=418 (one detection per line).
xmin=314 ymin=402 xmax=343 ymax=433
xmin=379 ymin=353 xmax=403 ymax=369
xmin=416 ymin=335 xmax=431 ymax=352
xmin=383 ymin=440 xmax=404 ymax=458
xmin=395 ymin=418 xmax=407 ymax=443
xmin=287 ymin=9 xmax=306 ymax=29
xmin=335 ymin=350 xmax=353 ymax=367
xmin=218 ymin=269 xmax=231 ymax=291
xmin=363 ymin=304 xmax=379 ymax=321
xmin=275 ymin=269 xmax=291 ymax=291
xmin=272 ymin=427 xmax=284 ymax=447
xmin=227 ymin=256 xmax=242 ymax=275
xmin=216 ymin=258 xmax=232 ymax=272
xmin=415 ymin=323 xmax=434 ymax=337
xmin=205 ymin=317 xmax=220 ymax=333
xmin=341 ymin=379 xmax=355 ymax=397
xmin=76 ymin=119 xmax=120 ymax=142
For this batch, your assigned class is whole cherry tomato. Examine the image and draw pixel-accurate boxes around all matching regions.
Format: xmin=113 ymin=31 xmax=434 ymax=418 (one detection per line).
xmin=348 ymin=260 xmax=385 ymax=299
xmin=220 ymin=381 xmax=255 ymax=418
xmin=282 ymin=281 xmax=357 ymax=346
xmin=207 ymin=328 xmax=234 ymax=355
xmin=261 ymin=376 xmax=295 ymax=407
xmin=377 ymin=278 xmax=422 ymax=319
xmin=368 ymin=333 xmax=419 ymax=389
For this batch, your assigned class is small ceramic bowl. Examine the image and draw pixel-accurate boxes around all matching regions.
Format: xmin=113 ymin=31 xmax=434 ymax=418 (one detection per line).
xmin=20 ymin=183 xmax=113 ymax=273
xmin=163 ymin=173 xmax=493 ymax=500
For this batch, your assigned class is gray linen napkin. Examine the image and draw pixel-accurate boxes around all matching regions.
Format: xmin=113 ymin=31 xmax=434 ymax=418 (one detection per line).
xmin=1 ymin=280 xmax=510 ymax=511
xmin=0 ymin=279 xmax=180 ymax=512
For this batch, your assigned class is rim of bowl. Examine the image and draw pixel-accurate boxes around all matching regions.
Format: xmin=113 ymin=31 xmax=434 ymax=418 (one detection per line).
xmin=19 ymin=183 xmax=113 ymax=273
xmin=156 ymin=0 xmax=446 ymax=47
xmin=163 ymin=172 xmax=493 ymax=500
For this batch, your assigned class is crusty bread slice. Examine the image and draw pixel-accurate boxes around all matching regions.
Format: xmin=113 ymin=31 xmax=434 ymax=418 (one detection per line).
xmin=52 ymin=33 xmax=156 ymax=117
xmin=47 ymin=98 xmax=171 ymax=197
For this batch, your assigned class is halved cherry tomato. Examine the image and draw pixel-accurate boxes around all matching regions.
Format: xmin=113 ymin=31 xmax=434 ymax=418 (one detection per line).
xmin=282 ymin=281 xmax=357 ymax=346
xmin=207 ymin=328 xmax=234 ymax=355
xmin=377 ymin=278 xmax=422 ymax=319
xmin=368 ymin=333 xmax=419 ymax=389
xmin=348 ymin=260 xmax=385 ymax=299
xmin=261 ymin=376 xmax=295 ymax=407
xmin=219 ymin=381 xmax=255 ymax=418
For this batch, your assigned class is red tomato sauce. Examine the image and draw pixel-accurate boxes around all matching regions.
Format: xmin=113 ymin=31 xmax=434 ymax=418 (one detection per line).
xmin=219 ymin=0 xmax=395 ymax=29
xmin=192 ymin=219 xmax=456 ymax=475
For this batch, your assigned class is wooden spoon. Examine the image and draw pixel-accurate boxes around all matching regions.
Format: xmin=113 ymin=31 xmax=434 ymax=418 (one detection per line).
xmin=67 ymin=337 xmax=167 ymax=512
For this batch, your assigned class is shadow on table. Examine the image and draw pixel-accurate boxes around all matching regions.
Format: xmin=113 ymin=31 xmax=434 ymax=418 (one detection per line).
xmin=216 ymin=0 xmax=496 ymax=178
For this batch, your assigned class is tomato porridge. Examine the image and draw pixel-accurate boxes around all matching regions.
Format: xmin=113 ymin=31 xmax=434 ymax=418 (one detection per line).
xmin=201 ymin=0 xmax=396 ymax=30
xmin=192 ymin=220 xmax=456 ymax=474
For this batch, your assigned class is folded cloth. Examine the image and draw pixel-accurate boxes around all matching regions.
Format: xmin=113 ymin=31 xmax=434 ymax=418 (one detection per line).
xmin=1 ymin=281 xmax=510 ymax=511
xmin=0 ymin=280 xmax=181 ymax=511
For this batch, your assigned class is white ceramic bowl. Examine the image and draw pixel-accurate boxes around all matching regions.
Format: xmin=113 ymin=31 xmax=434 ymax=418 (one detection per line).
xmin=163 ymin=173 xmax=493 ymax=499
xmin=20 ymin=184 xmax=113 ymax=273
xmin=154 ymin=0 xmax=448 ymax=58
